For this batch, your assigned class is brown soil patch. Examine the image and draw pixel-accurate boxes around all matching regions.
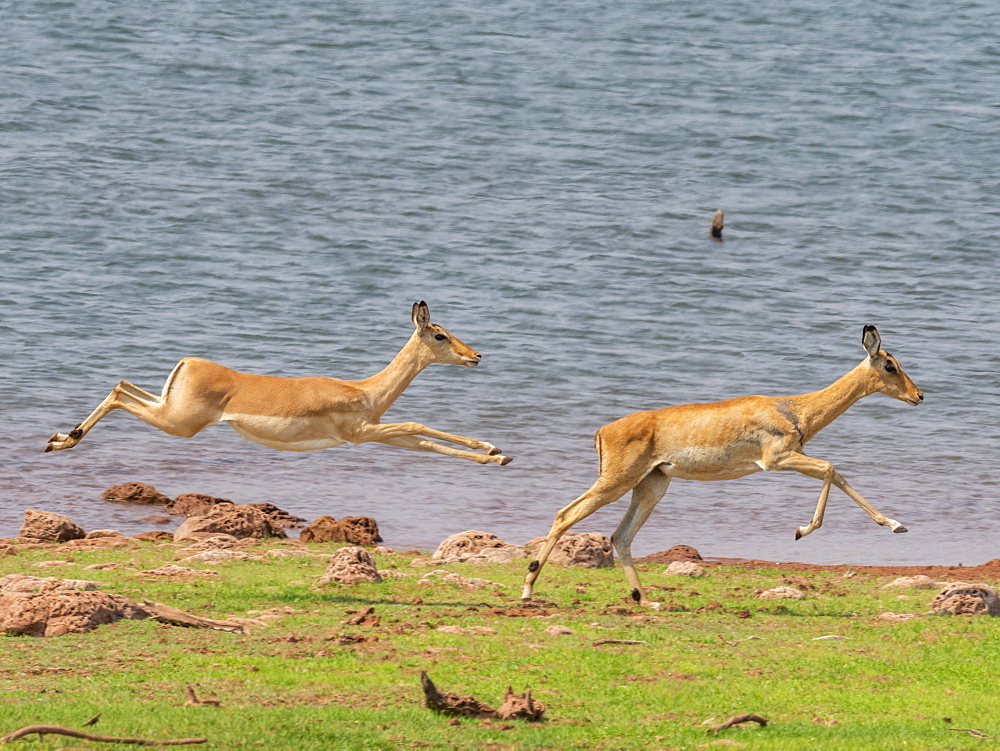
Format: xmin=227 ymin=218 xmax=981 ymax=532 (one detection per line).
xmin=638 ymin=552 xmax=1000 ymax=580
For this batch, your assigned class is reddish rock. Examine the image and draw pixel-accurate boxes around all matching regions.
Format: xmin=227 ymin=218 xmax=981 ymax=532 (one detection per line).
xmin=138 ymin=515 xmax=172 ymax=525
xmin=102 ymin=482 xmax=170 ymax=505
xmin=432 ymin=531 xmax=512 ymax=561
xmin=247 ymin=503 xmax=306 ymax=529
xmin=0 ymin=589 xmax=148 ymax=637
xmin=173 ymin=504 xmax=287 ymax=542
xmin=315 ymin=547 xmax=383 ymax=586
xmin=85 ymin=529 xmax=125 ymax=539
xmin=18 ymin=510 xmax=86 ymax=543
xmin=134 ymin=530 xmax=174 ymax=542
xmin=299 ymin=515 xmax=381 ymax=546
xmin=166 ymin=493 xmax=234 ymax=517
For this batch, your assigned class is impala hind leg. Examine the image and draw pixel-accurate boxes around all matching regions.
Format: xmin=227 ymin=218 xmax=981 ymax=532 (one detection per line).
xmin=366 ymin=421 xmax=507 ymax=458
xmin=376 ymin=435 xmax=512 ymax=465
xmin=45 ymin=380 xmax=220 ymax=452
xmin=611 ymin=469 xmax=671 ymax=609
xmin=46 ymin=381 xmax=156 ymax=452
xmin=521 ymin=472 xmax=644 ymax=602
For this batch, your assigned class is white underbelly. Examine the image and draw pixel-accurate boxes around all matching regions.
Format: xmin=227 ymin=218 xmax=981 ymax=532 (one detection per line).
xmin=223 ymin=415 xmax=347 ymax=452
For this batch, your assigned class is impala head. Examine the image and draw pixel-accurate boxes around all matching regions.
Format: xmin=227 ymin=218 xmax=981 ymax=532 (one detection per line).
xmin=411 ymin=301 xmax=482 ymax=367
xmin=862 ymin=325 xmax=923 ymax=406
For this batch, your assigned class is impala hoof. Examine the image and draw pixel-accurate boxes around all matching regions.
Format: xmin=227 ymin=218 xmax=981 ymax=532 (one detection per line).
xmin=487 ymin=445 xmax=502 ymax=456
xmin=498 ymin=455 xmax=513 ymax=466
xmin=794 ymin=527 xmax=806 ymax=540
xmin=891 ymin=523 xmax=908 ymax=534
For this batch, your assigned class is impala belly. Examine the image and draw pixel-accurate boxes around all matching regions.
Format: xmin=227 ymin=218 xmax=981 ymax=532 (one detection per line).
xmin=661 ymin=445 xmax=764 ymax=481
xmin=222 ymin=413 xmax=348 ymax=452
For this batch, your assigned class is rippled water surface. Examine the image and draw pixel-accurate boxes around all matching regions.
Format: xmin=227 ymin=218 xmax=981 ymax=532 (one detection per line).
xmin=2 ymin=1 xmax=998 ymax=564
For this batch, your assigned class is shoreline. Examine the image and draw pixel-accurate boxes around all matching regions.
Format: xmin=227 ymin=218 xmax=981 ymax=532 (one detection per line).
xmin=638 ymin=551 xmax=1000 ymax=579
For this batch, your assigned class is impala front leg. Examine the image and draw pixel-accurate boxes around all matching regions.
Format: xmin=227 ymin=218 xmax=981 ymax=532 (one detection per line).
xmin=775 ymin=453 xmax=906 ymax=539
xmin=376 ymin=435 xmax=512 ymax=465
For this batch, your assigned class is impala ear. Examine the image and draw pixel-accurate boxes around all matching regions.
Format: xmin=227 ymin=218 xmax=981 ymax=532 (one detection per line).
xmin=412 ymin=301 xmax=430 ymax=329
xmin=862 ymin=325 xmax=882 ymax=358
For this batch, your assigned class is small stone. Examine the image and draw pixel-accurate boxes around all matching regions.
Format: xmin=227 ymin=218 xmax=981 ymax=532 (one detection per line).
xmin=665 ymin=561 xmax=706 ymax=577
xmin=544 ymin=625 xmax=575 ymax=636
xmin=758 ymin=586 xmax=806 ymax=600
xmin=883 ymin=575 xmax=938 ymax=589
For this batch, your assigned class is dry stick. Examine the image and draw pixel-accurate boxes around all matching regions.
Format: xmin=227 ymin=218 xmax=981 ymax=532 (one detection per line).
xmin=948 ymin=728 xmax=996 ymax=739
xmin=592 ymin=639 xmax=649 ymax=646
xmin=0 ymin=725 xmax=206 ymax=745
xmin=708 ymin=713 xmax=770 ymax=735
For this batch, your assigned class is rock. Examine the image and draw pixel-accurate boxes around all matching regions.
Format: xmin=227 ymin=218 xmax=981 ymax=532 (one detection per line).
xmin=18 ymin=510 xmax=86 ymax=542
xmin=180 ymin=550 xmax=259 ymax=563
xmin=544 ymin=625 xmax=575 ymax=635
xmin=174 ymin=536 xmax=240 ymax=558
xmin=102 ymin=482 xmax=170 ymax=505
xmin=166 ymin=493 xmax=234 ymax=517
xmin=465 ymin=546 xmax=529 ymax=565
xmin=417 ymin=570 xmax=505 ymax=590
xmin=758 ymin=586 xmax=806 ymax=600
xmin=62 ymin=536 xmax=136 ymax=551
xmin=315 ymin=547 xmax=383 ymax=586
xmin=134 ymin=531 xmax=174 ymax=542
xmin=299 ymin=515 xmax=381 ymax=546
xmin=665 ymin=561 xmax=707 ymax=577
xmin=173 ymin=505 xmax=287 ymax=542
xmin=525 ymin=533 xmax=614 ymax=568
xmin=0 ymin=575 xmax=102 ymax=593
xmin=884 ymin=575 xmax=938 ymax=589
xmin=138 ymin=515 xmax=172 ymax=525
xmin=139 ymin=564 xmax=221 ymax=578
xmin=878 ymin=612 xmax=919 ymax=622
xmin=433 ymin=531 xmax=512 ymax=561
xmin=0 ymin=546 xmax=15 ymax=557
xmin=0 ymin=589 xmax=148 ymax=637
xmin=246 ymin=503 xmax=306 ymax=529
xmin=85 ymin=529 xmax=125 ymax=539
xmin=931 ymin=582 xmax=1000 ymax=616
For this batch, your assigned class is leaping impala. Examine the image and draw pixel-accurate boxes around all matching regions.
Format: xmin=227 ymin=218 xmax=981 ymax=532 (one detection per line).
xmin=523 ymin=325 xmax=922 ymax=609
xmin=45 ymin=302 xmax=513 ymax=466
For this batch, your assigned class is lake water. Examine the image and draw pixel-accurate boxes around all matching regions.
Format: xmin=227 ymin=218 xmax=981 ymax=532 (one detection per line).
xmin=2 ymin=1 xmax=998 ymax=565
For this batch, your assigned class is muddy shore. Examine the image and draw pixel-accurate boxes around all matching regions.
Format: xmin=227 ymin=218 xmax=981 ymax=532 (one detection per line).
xmin=638 ymin=551 xmax=1000 ymax=580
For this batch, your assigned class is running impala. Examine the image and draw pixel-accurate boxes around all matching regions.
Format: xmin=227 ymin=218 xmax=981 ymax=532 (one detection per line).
xmin=45 ymin=302 xmax=513 ymax=466
xmin=523 ymin=325 xmax=922 ymax=608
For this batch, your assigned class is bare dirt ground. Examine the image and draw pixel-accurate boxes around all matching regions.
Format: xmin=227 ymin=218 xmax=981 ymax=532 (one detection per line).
xmin=638 ymin=551 xmax=1000 ymax=580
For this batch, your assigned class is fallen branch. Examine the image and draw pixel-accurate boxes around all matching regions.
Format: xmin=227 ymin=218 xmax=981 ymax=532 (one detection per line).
xmin=0 ymin=725 xmax=206 ymax=745
xmin=948 ymin=728 xmax=996 ymax=739
xmin=140 ymin=602 xmax=246 ymax=634
xmin=708 ymin=713 xmax=769 ymax=735
xmin=419 ymin=671 xmax=545 ymax=722
xmin=592 ymin=639 xmax=649 ymax=646
xmin=717 ymin=635 xmax=761 ymax=646
xmin=185 ymin=685 xmax=221 ymax=707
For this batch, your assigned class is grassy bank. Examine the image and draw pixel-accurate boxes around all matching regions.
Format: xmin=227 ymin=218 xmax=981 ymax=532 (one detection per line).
xmin=2 ymin=539 xmax=999 ymax=749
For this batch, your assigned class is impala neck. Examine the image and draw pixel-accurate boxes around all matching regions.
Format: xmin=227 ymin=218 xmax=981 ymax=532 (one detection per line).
xmin=787 ymin=360 xmax=878 ymax=443
xmin=360 ymin=332 xmax=432 ymax=418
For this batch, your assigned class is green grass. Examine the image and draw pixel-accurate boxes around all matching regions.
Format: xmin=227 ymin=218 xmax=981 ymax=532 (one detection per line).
xmin=2 ymin=540 xmax=999 ymax=749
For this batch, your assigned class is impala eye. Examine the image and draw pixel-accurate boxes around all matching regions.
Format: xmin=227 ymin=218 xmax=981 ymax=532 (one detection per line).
xmin=435 ymin=334 xmax=448 ymax=341
xmin=885 ymin=362 xmax=898 ymax=374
